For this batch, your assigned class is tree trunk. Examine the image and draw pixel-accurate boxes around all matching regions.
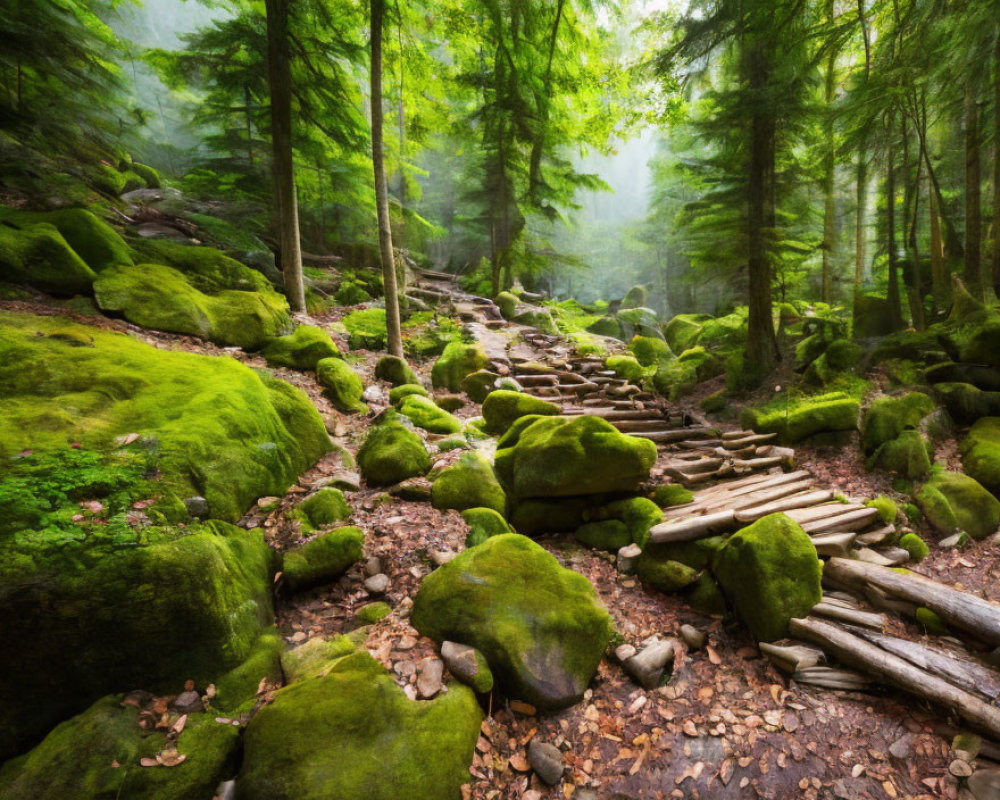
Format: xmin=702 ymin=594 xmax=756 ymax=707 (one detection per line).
xmin=993 ymin=33 xmax=1000 ymax=294
xmin=853 ymin=0 xmax=871 ymax=297
xmin=244 ymin=83 xmax=254 ymax=166
xmin=929 ymin=160 xmax=948 ymax=311
xmin=821 ymin=0 xmax=836 ymax=304
xmin=965 ymin=78 xmax=982 ymax=298
xmin=886 ymin=110 xmax=903 ymax=329
xmin=903 ymin=114 xmax=925 ymax=329
xmin=264 ymin=0 xmax=305 ymax=312
xmin=370 ymin=0 xmax=403 ymax=357
xmin=528 ymin=0 xmax=564 ymax=205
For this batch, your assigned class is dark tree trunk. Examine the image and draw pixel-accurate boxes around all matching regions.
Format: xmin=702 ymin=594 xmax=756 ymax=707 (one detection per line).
xmin=370 ymin=0 xmax=403 ymax=357
xmin=993 ymin=34 xmax=1000 ymax=294
xmin=265 ymin=0 xmax=305 ymax=311
xmin=528 ymin=0 xmax=564 ymax=205
xmin=854 ymin=0 xmax=871 ymax=297
xmin=965 ymin=79 xmax=983 ymax=298
xmin=886 ymin=110 xmax=904 ymax=329
xmin=821 ymin=0 xmax=836 ymax=304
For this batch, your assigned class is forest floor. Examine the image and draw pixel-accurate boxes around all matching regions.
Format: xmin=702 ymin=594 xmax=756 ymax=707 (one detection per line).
xmin=5 ymin=295 xmax=999 ymax=800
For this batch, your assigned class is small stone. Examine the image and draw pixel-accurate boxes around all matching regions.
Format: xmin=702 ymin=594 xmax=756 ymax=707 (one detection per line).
xmin=527 ymin=740 xmax=564 ymax=786
xmin=888 ymin=735 xmax=913 ymax=762
xmin=617 ymin=543 xmax=642 ymax=575
xmin=364 ymin=557 xmax=382 ymax=577
xmin=949 ymin=759 xmax=973 ymax=778
xmin=614 ymin=644 xmax=637 ymax=663
xmin=623 ymin=639 xmax=675 ymax=690
xmin=328 ymin=473 xmax=361 ymax=492
xmin=289 ymin=631 xmax=307 ymax=643
xmin=183 ymin=496 xmax=210 ymax=519
xmin=680 ymin=624 xmax=705 ymax=651
xmin=969 ymin=769 xmax=1000 ymax=800
xmin=429 ymin=549 xmax=457 ymax=567
xmin=416 ymin=658 xmax=444 ymax=699
xmin=441 ymin=641 xmax=493 ymax=693
xmin=172 ymin=690 xmax=201 ymax=713
xmin=389 ymin=477 xmax=433 ymax=501
xmin=364 ymin=574 xmax=390 ymax=595
xmin=362 ymin=386 xmax=383 ymax=404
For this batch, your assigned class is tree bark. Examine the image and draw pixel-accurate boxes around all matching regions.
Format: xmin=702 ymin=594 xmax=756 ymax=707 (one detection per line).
xmin=370 ymin=0 xmax=403 ymax=357
xmin=993 ymin=33 xmax=1000 ymax=294
xmin=528 ymin=0 xmax=564 ymax=205
xmin=265 ymin=0 xmax=305 ymax=312
xmin=854 ymin=0 xmax=871 ymax=296
xmin=929 ymin=171 xmax=948 ymax=310
xmin=885 ymin=110 xmax=903 ymax=329
xmin=821 ymin=0 xmax=837 ymax=304
xmin=965 ymin=78 xmax=983 ymax=298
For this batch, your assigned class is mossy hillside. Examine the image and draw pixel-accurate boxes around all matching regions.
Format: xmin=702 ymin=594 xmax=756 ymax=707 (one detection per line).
xmin=0 ymin=221 xmax=97 ymax=295
xmin=431 ymin=451 xmax=506 ymax=514
xmin=481 ymin=390 xmax=560 ymax=434
xmin=236 ymin=651 xmax=482 ymax=800
xmin=398 ymin=395 xmax=463 ymax=435
xmin=860 ymin=392 xmax=935 ymax=454
xmin=262 ymin=325 xmax=339 ymax=370
xmin=298 ymin=488 xmax=351 ymax=528
xmin=374 ymin=355 xmax=419 ymax=386
xmin=316 ymin=356 xmax=367 ymax=413
xmin=741 ymin=392 xmax=859 ymax=444
xmin=411 ymin=534 xmax=613 ymax=711
xmin=959 ymin=318 xmax=1000 ymax=368
xmin=432 ymin=341 xmax=489 ymax=392
xmin=0 ymin=521 xmax=276 ymax=758
xmin=94 ymin=264 xmax=292 ymax=349
xmin=629 ymin=335 xmax=672 ymax=366
xmin=0 ymin=312 xmax=330 ymax=520
xmin=713 ymin=513 xmax=823 ymax=642
xmin=357 ymin=420 xmax=431 ymax=486
xmin=494 ymin=415 xmax=657 ymax=500
xmin=130 ymin=239 xmax=273 ymax=295
xmin=960 ymin=417 xmax=1000 ymax=494
xmin=389 ymin=383 xmax=430 ymax=405
xmin=915 ymin=469 xmax=1000 ymax=540
xmin=0 ymin=207 xmax=133 ymax=274
xmin=0 ymin=695 xmax=241 ymax=800
xmin=283 ymin=526 xmax=365 ymax=592
xmin=868 ymin=430 xmax=932 ymax=480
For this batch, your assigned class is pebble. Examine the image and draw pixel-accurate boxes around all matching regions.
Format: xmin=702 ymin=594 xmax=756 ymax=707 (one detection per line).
xmin=950 ymin=759 xmax=973 ymax=778
xmin=364 ymin=574 xmax=390 ymax=595
xmin=624 ymin=639 xmax=675 ymax=690
xmin=364 ymin=557 xmax=382 ymax=577
xmin=183 ymin=496 xmax=210 ymax=519
xmin=527 ymin=739 xmax=564 ymax=785
xmin=614 ymin=644 xmax=637 ymax=662
xmin=362 ymin=386 xmax=383 ymax=403
xmin=441 ymin=641 xmax=483 ymax=685
xmin=680 ymin=624 xmax=705 ymax=651
xmin=416 ymin=658 xmax=444 ymax=699
xmin=888 ymin=735 xmax=913 ymax=761
xmin=172 ymin=690 xmax=201 ymax=713
xmin=429 ymin=549 xmax=457 ymax=567
xmin=939 ymin=532 xmax=966 ymax=549
xmin=617 ymin=543 xmax=642 ymax=575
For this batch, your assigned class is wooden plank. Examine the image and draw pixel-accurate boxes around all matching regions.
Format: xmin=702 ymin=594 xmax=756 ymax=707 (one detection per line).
xmin=735 ymin=489 xmax=835 ymax=523
xmin=801 ymin=507 xmax=881 ymax=535
xmin=648 ymin=509 xmax=738 ymax=543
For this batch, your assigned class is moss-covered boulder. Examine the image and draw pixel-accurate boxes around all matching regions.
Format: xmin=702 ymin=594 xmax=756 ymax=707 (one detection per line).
xmin=431 ymin=451 xmax=506 ymax=514
xmin=398 ymin=395 xmax=463 ymax=434
xmin=598 ymin=496 xmax=663 ymax=548
xmin=853 ymin=294 xmax=899 ymax=338
xmin=357 ymin=421 xmax=431 ymax=486
xmin=130 ymin=239 xmax=273 ymax=295
xmin=586 ymin=315 xmax=623 ymax=339
xmin=959 ymin=318 xmax=1000 ymax=368
xmin=616 ymin=307 xmax=662 ymax=340
xmin=316 ymin=357 xmax=367 ymax=413
xmin=509 ymin=496 xmax=591 ymax=537
xmin=802 ymin=339 xmax=863 ymax=385
xmin=869 ymin=429 xmax=932 ymax=480
xmin=663 ymin=314 xmax=706 ymax=354
xmin=713 ymin=513 xmax=822 ymax=642
xmin=236 ymin=651 xmax=482 ymax=800
xmin=496 ymin=291 xmax=518 ymax=320
xmin=0 ymin=207 xmax=133 ymax=275
xmin=0 ymin=221 xmax=97 ymax=295
xmin=574 ymin=519 xmax=631 ymax=551
xmin=460 ymin=370 xmax=501 ymax=403
xmin=94 ymin=264 xmax=292 ymax=349
xmin=462 ymin=506 xmax=513 ymax=547
xmin=0 ymin=521 xmax=276 ymax=758
xmin=495 ymin=415 xmax=656 ymax=500
xmin=629 ymin=335 xmax=672 ymax=366
xmin=375 ymin=355 xmax=419 ymax=386
xmin=650 ymin=484 xmax=694 ymax=508
xmin=389 ymin=383 xmax=430 ymax=405
xmin=637 ymin=557 xmax=699 ymax=593
xmin=0 ymin=312 xmax=330 ymax=520
xmin=915 ymin=470 xmax=1000 ymax=539
xmin=898 ymin=532 xmax=929 ymax=563
xmin=741 ymin=393 xmax=859 ymax=444
xmin=432 ymin=342 xmax=489 ymax=392
xmin=297 ymin=488 xmax=351 ymax=528
xmin=262 ymin=325 xmax=339 ymax=370
xmin=637 ymin=537 xmax=723 ymax=594
xmin=342 ymin=308 xmax=387 ymax=350
xmin=411 ymin=534 xmax=612 ymax=711
xmin=621 ymin=285 xmax=648 ymax=310
xmin=605 ymin=355 xmax=648 ymax=384
xmin=481 ymin=390 xmax=560 ymax=434
xmin=860 ymin=392 xmax=935 ymax=454
xmin=283 ymin=526 xmax=364 ymax=592
xmin=0 ymin=695 xmax=241 ymax=800
xmin=935 ymin=382 xmax=1000 ymax=423
xmin=514 ymin=308 xmax=560 ymax=335
xmin=335 ymin=281 xmax=371 ymax=305
xmin=961 ymin=417 xmax=1000 ymax=494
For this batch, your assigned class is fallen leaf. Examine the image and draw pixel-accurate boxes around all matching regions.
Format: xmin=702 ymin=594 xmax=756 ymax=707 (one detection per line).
xmin=509 ymin=755 xmax=530 ymax=772
xmin=139 ymin=757 xmax=159 ymax=767
xmin=510 ymin=700 xmax=536 ymax=716
xmin=706 ymin=646 xmax=721 ymax=665
xmin=171 ymin=714 xmax=187 ymax=735
xmin=883 ymin=780 xmax=897 ymax=798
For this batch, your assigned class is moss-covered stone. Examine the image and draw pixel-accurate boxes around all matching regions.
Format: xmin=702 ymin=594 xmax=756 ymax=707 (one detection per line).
xmin=600 ymin=496 xmax=663 ymax=548
xmin=411 ymin=534 xmax=612 ymax=711
xmin=898 ymin=533 xmax=929 ymax=563
xmin=496 ymin=291 xmax=518 ymax=320
xmin=869 ymin=430 xmax=932 ymax=480
xmin=713 ymin=513 xmax=822 ymax=642
xmin=663 ymin=314 xmax=706 ymax=353
xmin=959 ymin=318 xmax=1000 ymax=368
xmin=0 ymin=221 xmax=97 ymax=295
xmin=355 ymin=602 xmax=392 ymax=625
xmin=335 ymin=281 xmax=372 ymax=306
xmin=915 ymin=470 xmax=1000 ymax=540
xmin=853 ymin=294 xmax=898 ymax=338
xmin=357 ymin=421 xmax=431 ymax=486
xmin=280 ymin=635 xmax=358 ymax=684
xmin=0 ymin=312 xmax=329 ymax=520
xmin=389 ymin=383 xmax=430 ymax=405
xmin=621 ymin=285 xmax=647 ymax=309
xmin=514 ymin=308 xmax=559 ymax=335
xmin=629 ymin=335 xmax=672 ymax=367
xmin=342 ymin=308 xmax=387 ymax=350
xmin=643 ymin=537 xmax=724 ymax=572
xmin=462 ymin=507 xmax=513 ymax=547
xmin=283 ymin=526 xmax=364 ymax=592
xmin=741 ymin=393 xmax=859 ymax=444
xmin=508 ymin=496 xmax=591 ymax=537
xmin=960 ymin=417 xmax=1000 ymax=494
xmin=574 ymin=519 xmax=630 ymax=551
xmin=494 ymin=415 xmax=657 ymax=501
xmin=605 ymin=355 xmax=648 ymax=384
xmin=864 ymin=496 xmax=898 ymax=525
xmin=460 ymin=370 xmax=501 ymax=403
xmin=316 ymin=357 xmax=367 ymax=413
xmin=0 ymin=695 xmax=241 ymax=800
xmin=860 ymin=392 xmax=935 ymax=454
xmin=397 ymin=395 xmax=462 ymax=434
xmin=935 ymin=382 xmax=1000 ymax=423
xmin=431 ymin=451 xmax=506 ymax=514
xmin=432 ymin=342 xmax=489 ymax=392
xmin=436 ymin=394 xmax=465 ymax=412
xmin=688 ymin=572 xmax=727 ymax=616
xmin=262 ymin=325 xmax=339 ymax=370
xmin=94 ymin=264 xmax=292 ymax=349
xmin=130 ymin=239 xmax=273 ymax=295
xmin=586 ymin=315 xmax=623 ymax=339
xmin=652 ymin=358 xmax=699 ymax=400
xmin=699 ymin=389 xmax=728 ymax=414
xmin=0 ymin=207 xmax=133 ymax=275
xmin=803 ymin=339 xmax=863 ymax=386
xmin=236 ymin=651 xmax=482 ymax=800
xmin=481 ymin=390 xmax=560 ymax=434
xmin=298 ymin=488 xmax=351 ymax=528
xmin=650 ymin=483 xmax=694 ymax=508
xmin=637 ymin=557 xmax=699 ymax=593
xmin=915 ymin=607 xmax=950 ymax=635
xmin=375 ymin=355 xmax=419 ymax=386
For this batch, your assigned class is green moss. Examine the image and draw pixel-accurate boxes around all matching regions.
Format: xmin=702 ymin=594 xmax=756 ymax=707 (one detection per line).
xmin=621 ymin=285 xmax=648 ymax=309
xmin=699 ymin=389 xmax=728 ymax=414
xmin=460 ymin=370 xmax=501 ymax=403
xmin=600 ymin=496 xmax=663 ymax=548
xmin=713 ymin=513 xmax=823 ymax=642
xmin=508 ymin=496 xmax=591 ymax=536
xmin=497 ymin=291 xmax=518 ymax=320
xmin=650 ymin=483 xmax=694 ymax=508
xmin=629 ymin=335 xmax=672 ymax=367
xmin=130 ymin=239 xmax=272 ymax=294
xmin=437 ymin=436 xmax=468 ymax=453
xmin=481 ymin=390 xmax=560 ymax=434
xmin=262 ymin=325 xmax=339 ymax=370
xmin=915 ymin=469 xmax=1000 ymax=540
xmin=652 ymin=358 xmax=699 ymax=400
xmin=462 ymin=506 xmax=513 ymax=547
xmin=342 ymin=308 xmax=387 ymax=350
xmin=860 ymin=392 xmax=935 ymax=454
xmin=335 ymin=281 xmax=372 ymax=306
xmin=237 ymin=651 xmax=482 ymax=800
xmin=214 ymin=632 xmax=284 ymax=713
xmin=411 ymin=534 xmax=612 ymax=711
xmin=637 ymin=557 xmax=699 ymax=593
xmin=298 ymin=488 xmax=351 ymax=528
xmin=803 ymin=339 xmax=863 ymax=385
xmin=935 ymin=382 xmax=1000 ymax=423
xmin=389 ymin=383 xmax=430 ymax=405
xmin=514 ymin=308 xmax=559 ymax=335
xmin=131 ymin=162 xmax=161 ymax=188
xmin=688 ymin=572 xmax=727 ymax=616
xmin=94 ymin=164 xmax=127 ymax=196
xmin=663 ymin=314 xmax=706 ymax=353
xmin=864 ymin=496 xmax=898 ymax=525
xmin=283 ymin=526 xmax=364 ymax=592
xmin=586 ymin=315 xmax=623 ymax=339
xmin=431 ymin=341 xmax=489 ymax=392
xmin=898 ymin=533 xmax=929 ymax=563
xmin=357 ymin=421 xmax=430 ymax=486
xmin=435 ymin=394 xmax=465 ymax=412
xmin=374 ymin=355 xmax=418 ymax=387
xmin=960 ymin=417 xmax=1000 ymax=494
xmin=0 ymin=312 xmax=329 ymax=520
xmin=0 ymin=207 xmax=132 ymax=275
xmin=915 ymin=607 xmax=949 ymax=635
xmin=280 ymin=635 xmax=358 ymax=684
xmin=431 ymin=451 xmax=506 ymax=514
xmin=605 ymin=355 xmax=649 ymax=384
xmin=902 ymin=502 xmax=922 ymax=524
xmin=398 ymin=395 xmax=463 ymax=435
xmin=575 ymin=519 xmax=630 ymax=551
xmin=355 ymin=602 xmax=392 ymax=625
xmin=869 ymin=430 xmax=933 ymax=480
xmin=0 ymin=221 xmax=97 ymax=295
xmin=316 ymin=357 xmax=367 ymax=413
xmin=642 ymin=537 xmax=724 ymax=572
xmin=794 ymin=333 xmax=830 ymax=371
xmin=741 ymin=393 xmax=859 ymax=444
xmin=494 ymin=415 xmax=657 ymax=501
xmin=959 ymin=318 xmax=1000 ymax=368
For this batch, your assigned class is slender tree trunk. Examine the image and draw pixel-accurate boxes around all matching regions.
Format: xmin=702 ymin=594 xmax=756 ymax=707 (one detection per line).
xmin=993 ymin=34 xmax=1000 ymax=294
xmin=854 ymin=0 xmax=871 ymax=297
xmin=886 ymin=110 xmax=904 ymax=329
xmin=930 ymin=173 xmax=948 ymax=311
xmin=244 ymin=83 xmax=254 ymax=166
xmin=906 ymin=121 xmax=925 ymax=330
xmin=395 ymin=13 xmax=407 ymax=294
xmin=528 ymin=0 xmax=564 ymax=204
xmin=370 ymin=0 xmax=403 ymax=357
xmin=822 ymin=0 xmax=837 ymax=304
xmin=965 ymin=78 xmax=983 ymax=298
xmin=265 ymin=0 xmax=305 ymax=312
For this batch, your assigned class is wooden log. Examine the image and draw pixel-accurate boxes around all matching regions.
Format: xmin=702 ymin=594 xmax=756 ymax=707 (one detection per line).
xmin=810 ymin=602 xmax=886 ymax=630
xmin=722 ymin=433 xmax=779 ymax=449
xmin=731 ymin=456 xmax=790 ymax=472
xmin=792 ymin=665 xmax=871 ymax=691
xmin=783 ymin=502 xmax=863 ymax=525
xmin=514 ymin=374 xmax=559 ymax=386
xmin=802 ymin=507 xmax=881 ymax=535
xmin=855 ymin=524 xmax=896 ymax=546
xmin=824 ymin=558 xmax=1000 ymax=647
xmin=677 ymin=439 xmax=723 ymax=450
xmin=664 ymin=457 xmax=724 ymax=476
xmin=688 ymin=469 xmax=813 ymax=503
xmin=759 ymin=642 xmax=825 ymax=672
xmin=735 ymin=489 xmax=835 ymax=523
xmin=721 ymin=430 xmax=756 ymax=440
xmin=790 ymin=616 xmax=1000 ymax=739
xmin=714 ymin=445 xmax=756 ymax=458
xmin=636 ymin=429 xmax=717 ymax=444
xmin=684 ymin=479 xmax=817 ymax=519
xmin=616 ymin=419 xmax=686 ymax=432
xmin=810 ymin=532 xmax=857 ymax=558
xmin=648 ymin=509 xmax=737 ymax=543
xmin=564 ymin=408 xmax=664 ymax=420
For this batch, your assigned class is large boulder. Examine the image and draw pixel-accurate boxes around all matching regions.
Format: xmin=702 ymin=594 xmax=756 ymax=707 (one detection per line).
xmin=915 ymin=469 xmax=1000 ymax=540
xmin=398 ymin=395 xmax=463 ymax=434
xmin=262 ymin=325 xmax=339 ymax=370
xmin=663 ymin=313 xmax=708 ymax=353
xmin=431 ymin=342 xmax=488 ymax=392
xmin=0 ymin=221 xmax=97 ymax=295
xmin=431 ymin=451 xmax=506 ymax=514
xmin=374 ymin=355 xmax=419 ymax=387
xmin=282 ymin=526 xmax=364 ymax=592
xmin=316 ymin=357 xmax=367 ymax=413
xmin=357 ymin=420 xmax=431 ymax=486
xmin=494 ymin=415 xmax=657 ymax=501
xmin=481 ymin=390 xmax=559 ymax=434
xmin=860 ymin=392 xmax=935 ymax=454
xmin=0 ymin=207 xmax=133 ymax=274
xmin=629 ymin=336 xmax=672 ymax=367
xmin=236 ymin=651 xmax=482 ymax=800
xmin=961 ymin=418 xmax=1000 ymax=495
xmin=935 ymin=382 xmax=1000 ymax=423
xmin=741 ymin=393 xmax=859 ymax=444
xmin=616 ymin=307 xmax=662 ymax=340
xmin=131 ymin=239 xmax=273 ymax=294
xmin=713 ymin=513 xmax=822 ymax=642
xmin=869 ymin=429 xmax=932 ymax=480
xmin=411 ymin=534 xmax=612 ymax=711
